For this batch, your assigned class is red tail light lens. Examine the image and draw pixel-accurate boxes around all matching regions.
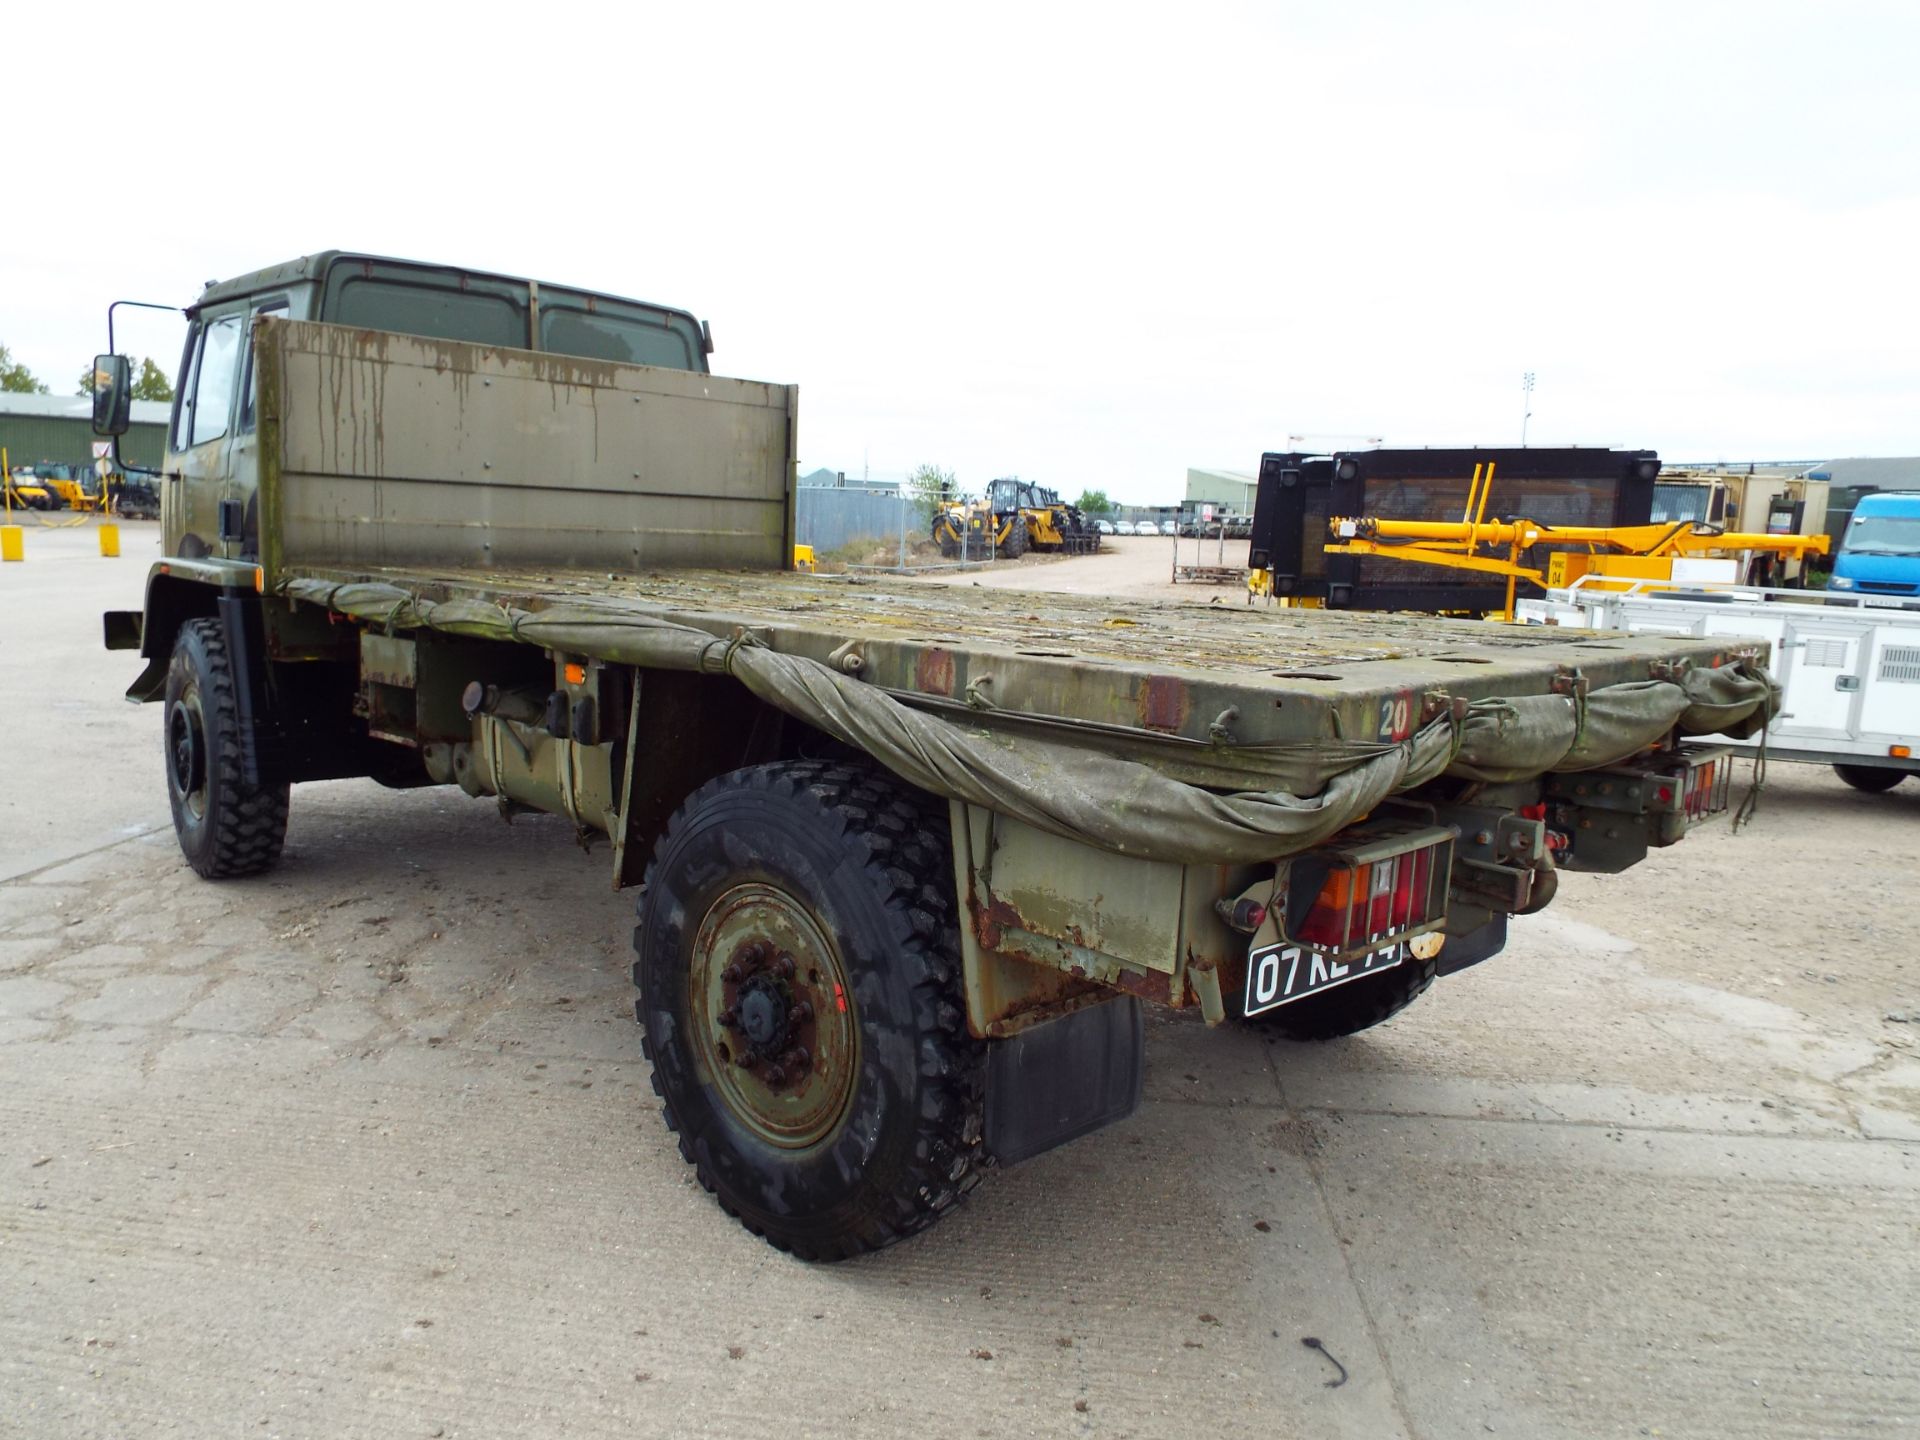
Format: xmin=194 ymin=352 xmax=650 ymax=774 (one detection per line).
xmin=1682 ymin=756 xmax=1729 ymax=819
xmin=1285 ymin=824 xmax=1454 ymax=961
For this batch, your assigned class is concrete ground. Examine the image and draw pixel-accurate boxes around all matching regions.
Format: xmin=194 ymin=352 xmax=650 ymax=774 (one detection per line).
xmin=2 ymin=522 xmax=1917 ymax=1439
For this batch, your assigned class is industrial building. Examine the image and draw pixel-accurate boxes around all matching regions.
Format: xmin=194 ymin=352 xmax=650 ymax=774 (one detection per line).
xmin=1183 ymin=465 xmax=1258 ymax=514
xmin=0 ymin=393 xmax=169 ymax=472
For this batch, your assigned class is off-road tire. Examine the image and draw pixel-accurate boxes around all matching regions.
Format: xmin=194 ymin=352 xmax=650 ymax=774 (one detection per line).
xmin=163 ymin=618 xmax=289 ymax=879
xmin=632 ymin=760 xmax=988 ymax=1261
xmin=1001 ymin=516 xmax=1029 ymax=559
xmin=1237 ymin=954 xmax=1438 ymax=1041
xmin=1834 ymin=763 xmax=1905 ymax=793
xmin=931 ymin=516 xmax=960 ymax=558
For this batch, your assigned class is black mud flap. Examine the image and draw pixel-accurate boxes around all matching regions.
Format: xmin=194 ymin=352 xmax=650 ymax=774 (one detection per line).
xmin=984 ymin=995 xmax=1144 ymax=1165
xmin=103 ymin=610 xmax=143 ymax=651
xmin=1436 ymin=913 xmax=1509 ymax=976
xmin=216 ymin=593 xmax=278 ymax=787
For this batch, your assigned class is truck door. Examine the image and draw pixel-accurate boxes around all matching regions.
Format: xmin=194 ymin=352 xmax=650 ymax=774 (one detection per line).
xmin=165 ymin=311 xmax=246 ymax=560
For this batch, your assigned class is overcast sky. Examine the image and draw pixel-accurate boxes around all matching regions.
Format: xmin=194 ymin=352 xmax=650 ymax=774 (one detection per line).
xmin=7 ymin=1 xmax=1917 ymax=502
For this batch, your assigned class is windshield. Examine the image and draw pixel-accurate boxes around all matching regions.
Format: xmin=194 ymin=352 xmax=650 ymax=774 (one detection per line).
xmin=1651 ymin=482 xmax=1714 ymax=523
xmin=1842 ymin=513 xmax=1920 ymax=557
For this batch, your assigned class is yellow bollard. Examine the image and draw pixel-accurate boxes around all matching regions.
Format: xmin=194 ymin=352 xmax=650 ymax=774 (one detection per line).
xmin=1 ymin=526 xmax=22 ymax=562
xmin=98 ymin=523 xmax=121 ymax=558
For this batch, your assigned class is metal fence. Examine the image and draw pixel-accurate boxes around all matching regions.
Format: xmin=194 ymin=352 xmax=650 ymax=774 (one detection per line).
xmin=795 ymin=487 xmax=921 ymax=557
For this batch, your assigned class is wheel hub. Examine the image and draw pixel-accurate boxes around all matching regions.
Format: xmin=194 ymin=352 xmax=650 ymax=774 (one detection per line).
xmin=690 ymin=884 xmax=856 ymax=1149
xmin=166 ymin=694 xmax=207 ymax=816
xmin=734 ymin=973 xmax=790 ymax=1054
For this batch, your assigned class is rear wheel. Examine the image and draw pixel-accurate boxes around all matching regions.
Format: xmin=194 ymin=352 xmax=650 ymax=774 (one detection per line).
xmin=632 ymin=760 xmax=987 ymax=1260
xmin=163 ymin=618 xmax=289 ymax=878
xmin=1834 ymin=763 xmax=1905 ymax=793
xmin=1236 ymin=956 xmax=1437 ymax=1041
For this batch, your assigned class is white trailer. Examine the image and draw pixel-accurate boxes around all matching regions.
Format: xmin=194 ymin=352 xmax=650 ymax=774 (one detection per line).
xmin=1520 ymin=582 xmax=1920 ymax=792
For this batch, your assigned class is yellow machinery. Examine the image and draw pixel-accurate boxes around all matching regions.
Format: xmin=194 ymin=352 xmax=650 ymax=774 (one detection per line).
xmin=930 ymin=477 xmax=1099 ymax=559
xmin=35 ymin=470 xmax=102 ymax=512
xmin=2 ymin=465 xmax=57 ymax=511
xmin=932 ymin=494 xmax=1025 ymax=558
xmin=1325 ymin=461 xmax=1830 ymax=620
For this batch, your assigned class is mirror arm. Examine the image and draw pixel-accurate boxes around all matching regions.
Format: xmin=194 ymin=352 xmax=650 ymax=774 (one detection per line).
xmin=106 ymin=298 xmax=182 ymax=355
xmin=102 ymin=299 xmax=183 ymax=476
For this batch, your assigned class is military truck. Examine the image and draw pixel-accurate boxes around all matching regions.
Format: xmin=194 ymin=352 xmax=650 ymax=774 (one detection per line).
xmin=94 ymin=253 xmax=1777 ymax=1260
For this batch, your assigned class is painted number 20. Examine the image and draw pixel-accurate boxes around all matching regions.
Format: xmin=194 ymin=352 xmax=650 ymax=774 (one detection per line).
xmin=1378 ymin=694 xmax=1413 ymax=741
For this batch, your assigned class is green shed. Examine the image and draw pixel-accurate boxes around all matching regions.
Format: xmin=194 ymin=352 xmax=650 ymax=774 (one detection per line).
xmin=0 ymin=393 xmax=169 ymax=475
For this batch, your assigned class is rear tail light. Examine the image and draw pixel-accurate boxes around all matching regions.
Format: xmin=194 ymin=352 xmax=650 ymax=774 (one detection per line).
xmin=1217 ymin=897 xmax=1268 ymax=934
xmin=1547 ymin=744 xmax=1733 ymax=861
xmin=1674 ymin=744 xmax=1735 ymax=821
xmin=1679 ymin=750 xmax=1731 ymax=820
xmin=1284 ymin=823 xmax=1455 ymax=962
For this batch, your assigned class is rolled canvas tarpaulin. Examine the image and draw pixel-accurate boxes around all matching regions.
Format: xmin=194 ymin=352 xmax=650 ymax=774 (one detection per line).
xmin=283 ymin=578 xmax=1777 ymax=866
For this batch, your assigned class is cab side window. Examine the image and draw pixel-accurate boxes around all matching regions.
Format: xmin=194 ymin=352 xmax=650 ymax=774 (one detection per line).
xmin=189 ymin=314 xmax=245 ymax=448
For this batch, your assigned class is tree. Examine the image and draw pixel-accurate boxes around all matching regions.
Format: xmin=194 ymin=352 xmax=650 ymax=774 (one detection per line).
xmin=0 ymin=344 xmax=49 ymax=395
xmin=132 ymin=358 xmax=174 ymax=402
xmin=76 ymin=356 xmax=174 ymax=401
xmin=1073 ymin=488 xmax=1115 ymax=517
xmin=907 ymin=463 xmax=958 ymax=521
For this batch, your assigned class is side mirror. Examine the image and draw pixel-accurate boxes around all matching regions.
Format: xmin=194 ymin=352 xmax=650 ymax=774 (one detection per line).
xmin=91 ymin=354 xmax=132 ymax=437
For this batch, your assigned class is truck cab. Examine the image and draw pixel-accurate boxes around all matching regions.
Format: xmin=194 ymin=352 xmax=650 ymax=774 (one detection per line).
xmin=1828 ymin=491 xmax=1920 ymax=597
xmin=112 ymin=252 xmax=712 ymax=567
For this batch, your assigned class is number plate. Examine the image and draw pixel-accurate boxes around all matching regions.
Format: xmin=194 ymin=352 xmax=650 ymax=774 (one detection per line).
xmin=1243 ymin=942 xmax=1406 ymax=1017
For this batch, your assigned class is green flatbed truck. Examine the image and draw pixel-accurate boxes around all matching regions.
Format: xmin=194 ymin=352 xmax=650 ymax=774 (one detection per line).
xmin=93 ymin=253 xmax=1776 ymax=1259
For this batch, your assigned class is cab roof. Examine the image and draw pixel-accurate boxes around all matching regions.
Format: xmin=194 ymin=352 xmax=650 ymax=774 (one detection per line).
xmin=191 ymin=251 xmax=700 ymax=331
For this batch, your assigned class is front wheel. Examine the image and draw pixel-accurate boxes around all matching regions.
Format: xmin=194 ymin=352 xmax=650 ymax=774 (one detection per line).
xmin=1834 ymin=763 xmax=1905 ymax=793
xmin=930 ymin=515 xmax=960 ymax=558
xmin=632 ymin=760 xmax=987 ymax=1260
xmin=1000 ymin=516 xmax=1029 ymax=559
xmin=163 ymin=618 xmax=289 ymax=878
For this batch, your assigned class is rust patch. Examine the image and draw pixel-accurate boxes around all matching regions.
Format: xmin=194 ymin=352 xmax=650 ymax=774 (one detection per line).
xmin=978 ymin=897 xmax=1022 ymax=951
xmin=916 ymin=646 xmax=956 ymax=698
xmin=1138 ymin=674 xmax=1191 ymax=733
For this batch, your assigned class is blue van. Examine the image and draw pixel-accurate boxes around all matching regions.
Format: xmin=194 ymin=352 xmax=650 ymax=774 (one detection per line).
xmin=1829 ymin=492 xmax=1920 ymax=596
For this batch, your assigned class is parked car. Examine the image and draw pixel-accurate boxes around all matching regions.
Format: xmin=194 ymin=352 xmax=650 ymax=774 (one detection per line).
xmin=1159 ymin=520 xmax=1179 ymax=536
xmin=1114 ymin=520 xmax=1136 ymax=536
xmin=1095 ymin=519 xmax=1114 ymax=535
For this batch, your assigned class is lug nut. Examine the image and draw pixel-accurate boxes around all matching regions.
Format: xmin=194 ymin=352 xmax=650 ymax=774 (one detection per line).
xmin=774 ymin=954 xmax=795 ymax=979
xmin=788 ymin=1001 xmax=812 ymax=1026
xmin=722 ymin=963 xmax=742 ymax=984
xmin=764 ymin=1064 xmax=786 ymax=1086
xmin=719 ymin=1006 xmax=739 ymax=1029
xmin=785 ymin=1047 xmax=810 ymax=1071
xmin=736 ymin=1052 xmax=756 ymax=1069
